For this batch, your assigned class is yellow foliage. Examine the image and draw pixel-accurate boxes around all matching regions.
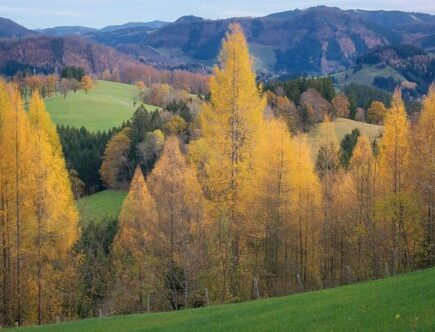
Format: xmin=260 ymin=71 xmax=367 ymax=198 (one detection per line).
xmin=148 ymin=136 xmax=208 ymax=308
xmin=379 ymin=90 xmax=411 ymax=193
xmin=111 ymin=167 xmax=159 ymax=313
xmin=189 ymin=23 xmax=266 ymax=300
xmin=0 ymin=86 xmax=78 ymax=325
xmin=100 ymin=128 xmax=132 ymax=188
xmin=81 ymin=75 xmax=94 ymax=94
xmin=377 ymin=89 xmax=420 ymax=272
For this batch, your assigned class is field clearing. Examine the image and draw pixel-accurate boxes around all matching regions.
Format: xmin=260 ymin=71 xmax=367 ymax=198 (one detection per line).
xmin=306 ymin=118 xmax=383 ymax=158
xmin=76 ymin=189 xmax=127 ymax=224
xmin=45 ymin=80 xmax=160 ymax=131
xmin=332 ymin=64 xmax=406 ymax=90
xmin=18 ymin=267 xmax=435 ymax=331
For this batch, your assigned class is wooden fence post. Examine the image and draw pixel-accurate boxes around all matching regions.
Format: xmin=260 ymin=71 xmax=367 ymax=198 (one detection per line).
xmin=296 ymin=274 xmax=304 ymax=293
xmin=346 ymin=265 xmax=353 ymax=284
xmin=384 ymin=262 xmax=390 ymax=277
xmin=254 ymin=277 xmax=260 ymax=299
xmin=205 ymin=288 xmax=210 ymax=306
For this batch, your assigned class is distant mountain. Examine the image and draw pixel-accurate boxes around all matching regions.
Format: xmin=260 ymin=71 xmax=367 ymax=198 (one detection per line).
xmin=124 ymin=6 xmax=435 ymax=75
xmin=0 ymin=35 xmax=138 ymax=76
xmin=35 ymin=26 xmax=98 ymax=36
xmin=99 ymin=20 xmax=169 ymax=33
xmin=0 ymin=17 xmax=34 ymax=38
xmin=2 ymin=7 xmax=435 ymax=78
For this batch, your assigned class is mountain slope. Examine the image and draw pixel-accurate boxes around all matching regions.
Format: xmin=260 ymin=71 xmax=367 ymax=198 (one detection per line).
xmin=99 ymin=20 xmax=169 ymax=33
xmin=36 ymin=26 xmax=98 ymax=36
xmin=19 ymin=267 xmax=435 ymax=331
xmin=90 ymin=6 xmax=435 ymax=75
xmin=2 ymin=7 xmax=435 ymax=76
xmin=0 ymin=35 xmax=138 ymax=76
xmin=0 ymin=17 xmax=34 ymax=38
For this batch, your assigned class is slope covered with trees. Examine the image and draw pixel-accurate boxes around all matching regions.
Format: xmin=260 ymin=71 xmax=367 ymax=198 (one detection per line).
xmin=0 ymin=23 xmax=434 ymax=329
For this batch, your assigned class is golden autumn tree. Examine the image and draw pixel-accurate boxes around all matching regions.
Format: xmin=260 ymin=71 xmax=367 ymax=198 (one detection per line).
xmin=378 ymin=89 xmax=420 ymax=274
xmin=348 ymin=135 xmax=380 ymax=278
xmin=292 ymin=136 xmax=322 ymax=288
xmin=148 ymin=136 xmax=208 ymax=309
xmin=100 ymin=128 xmax=132 ymax=189
xmin=315 ymin=115 xmax=340 ymax=285
xmin=190 ymin=23 xmax=266 ymax=301
xmin=332 ymin=92 xmax=350 ymax=118
xmin=0 ymin=81 xmax=19 ymax=326
xmin=251 ymin=119 xmax=295 ymax=296
xmin=28 ymin=91 xmax=79 ymax=324
xmin=368 ymin=101 xmax=387 ymax=124
xmin=413 ymin=85 xmax=435 ymax=265
xmin=81 ymin=75 xmax=94 ymax=94
xmin=0 ymin=84 xmax=37 ymax=326
xmin=111 ymin=167 xmax=159 ymax=313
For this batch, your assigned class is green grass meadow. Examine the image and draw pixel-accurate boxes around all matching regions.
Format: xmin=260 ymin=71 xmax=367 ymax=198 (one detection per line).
xmin=76 ymin=189 xmax=127 ymax=224
xmin=332 ymin=64 xmax=406 ymax=90
xmin=306 ymin=118 xmax=383 ymax=158
xmin=45 ymin=80 xmax=160 ymax=132
xmin=17 ymin=267 xmax=435 ymax=331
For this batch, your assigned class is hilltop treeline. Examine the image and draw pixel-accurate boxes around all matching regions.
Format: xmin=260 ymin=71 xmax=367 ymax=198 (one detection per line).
xmin=101 ymin=64 xmax=209 ymax=95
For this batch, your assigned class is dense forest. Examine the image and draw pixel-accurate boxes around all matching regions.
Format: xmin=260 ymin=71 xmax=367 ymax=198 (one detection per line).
xmin=0 ymin=23 xmax=434 ymax=328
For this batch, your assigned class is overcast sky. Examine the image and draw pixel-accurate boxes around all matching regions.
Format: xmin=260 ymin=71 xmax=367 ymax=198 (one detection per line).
xmin=1 ymin=0 xmax=435 ymax=29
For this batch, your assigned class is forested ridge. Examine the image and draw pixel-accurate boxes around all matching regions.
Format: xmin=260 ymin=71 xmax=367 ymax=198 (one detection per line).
xmin=0 ymin=23 xmax=434 ymax=328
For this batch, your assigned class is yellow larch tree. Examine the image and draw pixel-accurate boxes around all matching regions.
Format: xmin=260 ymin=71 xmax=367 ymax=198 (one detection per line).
xmin=111 ymin=167 xmax=159 ymax=313
xmin=348 ymin=135 xmax=380 ymax=278
xmin=148 ymin=136 xmax=208 ymax=309
xmin=367 ymin=101 xmax=387 ymax=124
xmin=28 ymin=91 xmax=79 ymax=324
xmin=251 ymin=118 xmax=295 ymax=296
xmin=378 ymin=89 xmax=420 ymax=274
xmin=100 ymin=128 xmax=132 ymax=189
xmin=413 ymin=85 xmax=435 ymax=265
xmin=292 ymin=135 xmax=322 ymax=288
xmin=0 ymin=83 xmax=37 ymax=326
xmin=0 ymin=80 xmax=18 ymax=326
xmin=81 ymin=75 xmax=94 ymax=94
xmin=190 ymin=23 xmax=266 ymax=301
xmin=315 ymin=114 xmax=340 ymax=286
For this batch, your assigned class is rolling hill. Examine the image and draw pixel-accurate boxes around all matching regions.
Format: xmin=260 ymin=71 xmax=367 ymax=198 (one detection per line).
xmin=333 ymin=45 xmax=435 ymax=96
xmin=2 ymin=7 xmax=435 ymax=77
xmin=0 ymin=17 xmax=34 ymax=38
xmin=45 ymin=80 xmax=160 ymax=131
xmin=17 ymin=266 xmax=435 ymax=331
xmin=35 ymin=26 xmax=98 ymax=36
xmin=332 ymin=64 xmax=406 ymax=90
xmin=0 ymin=34 xmax=138 ymax=76
xmin=86 ymin=6 xmax=435 ymax=75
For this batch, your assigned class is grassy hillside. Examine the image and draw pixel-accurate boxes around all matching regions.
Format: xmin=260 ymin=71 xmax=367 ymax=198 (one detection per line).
xmin=76 ymin=189 xmax=127 ymax=224
xmin=306 ymin=118 xmax=383 ymax=158
xmin=45 ymin=80 xmax=160 ymax=131
xmin=332 ymin=64 xmax=405 ymax=90
xmin=18 ymin=267 xmax=435 ymax=331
